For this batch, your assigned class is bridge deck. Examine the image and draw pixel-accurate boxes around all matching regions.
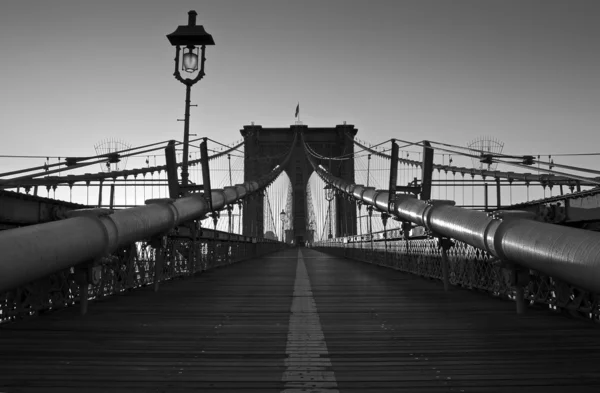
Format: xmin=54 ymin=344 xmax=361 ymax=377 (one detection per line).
xmin=1 ymin=248 xmax=599 ymax=392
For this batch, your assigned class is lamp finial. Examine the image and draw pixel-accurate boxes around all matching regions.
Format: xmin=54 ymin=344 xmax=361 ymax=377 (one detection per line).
xmin=188 ymin=10 xmax=197 ymax=26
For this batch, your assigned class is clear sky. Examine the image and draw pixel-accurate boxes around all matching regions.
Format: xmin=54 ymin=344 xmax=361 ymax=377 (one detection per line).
xmin=0 ymin=0 xmax=599 ymax=171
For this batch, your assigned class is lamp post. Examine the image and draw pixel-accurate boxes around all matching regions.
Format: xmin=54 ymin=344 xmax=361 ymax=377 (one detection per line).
xmin=167 ymin=10 xmax=215 ymax=188
xmin=325 ymin=185 xmax=334 ymax=239
xmin=279 ymin=210 xmax=286 ymax=243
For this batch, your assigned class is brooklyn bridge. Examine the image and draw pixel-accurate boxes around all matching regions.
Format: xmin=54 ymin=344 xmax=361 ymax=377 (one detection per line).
xmin=1 ymin=6 xmax=600 ymax=393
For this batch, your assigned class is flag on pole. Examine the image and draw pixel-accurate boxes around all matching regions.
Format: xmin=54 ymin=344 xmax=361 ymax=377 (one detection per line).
xmin=295 ymin=103 xmax=299 ymax=118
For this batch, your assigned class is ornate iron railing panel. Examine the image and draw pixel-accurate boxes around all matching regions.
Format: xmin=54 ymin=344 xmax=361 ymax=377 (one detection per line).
xmin=314 ymin=237 xmax=600 ymax=323
xmin=303 ymin=133 xmax=600 ymax=296
xmin=1 ymin=231 xmax=284 ymax=324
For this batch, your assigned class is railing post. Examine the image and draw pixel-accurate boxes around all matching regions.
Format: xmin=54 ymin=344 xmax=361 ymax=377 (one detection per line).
xmin=439 ymin=237 xmax=455 ymax=292
xmin=386 ymin=139 xmax=399 ymax=266
xmin=109 ymin=184 xmax=115 ymax=209
xmin=388 ymin=139 xmax=399 ymax=212
xmin=381 ymin=213 xmax=389 ymax=264
xmin=357 ymin=202 xmax=363 ymax=251
xmin=169 ymin=236 xmax=177 ymax=274
xmin=368 ymin=205 xmax=374 ymax=254
xmin=402 ymin=221 xmax=411 ymax=270
xmin=237 ymin=201 xmax=243 ymax=234
xmin=189 ymin=221 xmax=197 ymax=275
xmin=511 ymin=264 xmax=529 ymax=314
xmin=496 ymin=177 xmax=501 ymax=209
xmin=152 ymin=236 xmax=166 ymax=292
xmin=420 ymin=141 xmax=434 ymax=200
xmin=165 ymin=140 xmax=180 ymax=198
xmin=515 ymin=286 xmax=525 ymax=314
xmin=484 ymin=182 xmax=489 ymax=211
xmin=211 ymin=211 xmax=219 ymax=239
xmin=200 ymin=138 xmax=213 ymax=212
xmin=75 ymin=260 xmax=101 ymax=316
xmin=75 ymin=263 xmax=90 ymax=316
xmin=80 ymin=281 xmax=89 ymax=316
xmin=97 ymin=180 xmax=103 ymax=207
xmin=227 ymin=204 xmax=233 ymax=235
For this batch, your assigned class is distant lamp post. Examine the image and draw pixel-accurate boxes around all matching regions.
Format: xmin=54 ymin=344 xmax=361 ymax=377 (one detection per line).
xmin=166 ymin=10 xmax=215 ymax=188
xmin=280 ymin=210 xmax=287 ymax=242
xmin=325 ymin=185 xmax=334 ymax=239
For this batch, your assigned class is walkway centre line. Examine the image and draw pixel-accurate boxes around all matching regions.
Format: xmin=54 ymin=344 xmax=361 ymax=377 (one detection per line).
xmin=281 ymin=249 xmax=338 ymax=392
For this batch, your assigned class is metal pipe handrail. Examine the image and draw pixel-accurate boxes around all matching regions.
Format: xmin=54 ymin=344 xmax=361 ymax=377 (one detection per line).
xmin=303 ymin=133 xmax=600 ymax=293
xmin=0 ymin=135 xmax=296 ymax=292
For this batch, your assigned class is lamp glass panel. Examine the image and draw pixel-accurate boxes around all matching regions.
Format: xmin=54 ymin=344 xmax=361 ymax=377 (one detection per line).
xmin=182 ymin=51 xmax=198 ymax=72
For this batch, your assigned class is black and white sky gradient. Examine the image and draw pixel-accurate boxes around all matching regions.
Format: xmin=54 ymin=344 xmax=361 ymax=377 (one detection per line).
xmin=1 ymin=0 xmax=599 ymax=170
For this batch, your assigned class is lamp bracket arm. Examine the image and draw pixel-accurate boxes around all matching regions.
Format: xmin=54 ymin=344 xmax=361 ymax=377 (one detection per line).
xmin=188 ymin=72 xmax=205 ymax=86
xmin=173 ymin=71 xmax=188 ymax=85
xmin=174 ymin=72 xmax=205 ymax=87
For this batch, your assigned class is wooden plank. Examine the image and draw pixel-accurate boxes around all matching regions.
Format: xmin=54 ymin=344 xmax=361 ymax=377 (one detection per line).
xmin=0 ymin=249 xmax=297 ymax=392
xmin=1 ymin=248 xmax=599 ymax=392
xmin=302 ymin=248 xmax=600 ymax=392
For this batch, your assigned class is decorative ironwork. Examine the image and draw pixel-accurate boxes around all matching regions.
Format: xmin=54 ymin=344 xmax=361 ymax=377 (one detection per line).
xmin=315 ymin=237 xmax=600 ymax=324
xmin=1 ymin=231 xmax=283 ymax=324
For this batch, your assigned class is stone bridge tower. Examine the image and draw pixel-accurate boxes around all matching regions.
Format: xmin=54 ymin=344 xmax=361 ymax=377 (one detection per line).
xmin=240 ymin=124 xmax=358 ymax=244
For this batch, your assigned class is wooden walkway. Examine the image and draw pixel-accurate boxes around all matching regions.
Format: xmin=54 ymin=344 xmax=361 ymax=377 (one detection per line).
xmin=1 ymin=248 xmax=599 ymax=392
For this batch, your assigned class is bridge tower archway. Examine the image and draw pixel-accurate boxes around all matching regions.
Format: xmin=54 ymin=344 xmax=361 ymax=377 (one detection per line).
xmin=240 ymin=124 xmax=358 ymax=243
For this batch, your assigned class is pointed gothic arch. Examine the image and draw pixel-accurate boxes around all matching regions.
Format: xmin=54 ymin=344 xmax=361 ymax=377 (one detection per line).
xmin=241 ymin=124 xmax=357 ymax=244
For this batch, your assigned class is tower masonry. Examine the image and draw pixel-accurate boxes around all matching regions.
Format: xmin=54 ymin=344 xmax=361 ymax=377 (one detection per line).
xmin=240 ymin=124 xmax=358 ymax=244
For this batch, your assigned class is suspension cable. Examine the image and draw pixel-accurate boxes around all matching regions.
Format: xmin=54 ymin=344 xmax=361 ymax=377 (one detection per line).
xmin=0 ymin=140 xmax=247 ymax=189
xmin=346 ymin=132 xmax=600 ymax=186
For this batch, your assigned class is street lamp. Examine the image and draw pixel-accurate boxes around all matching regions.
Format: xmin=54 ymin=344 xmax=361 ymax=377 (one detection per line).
xmin=167 ymin=10 xmax=215 ymax=188
xmin=280 ymin=210 xmax=286 ymax=242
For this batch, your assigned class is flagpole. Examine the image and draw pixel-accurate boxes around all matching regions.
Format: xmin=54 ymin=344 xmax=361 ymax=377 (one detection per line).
xmin=295 ymin=102 xmax=301 ymax=125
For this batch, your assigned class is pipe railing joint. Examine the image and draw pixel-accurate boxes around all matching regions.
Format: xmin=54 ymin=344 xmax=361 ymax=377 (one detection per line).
xmin=436 ymin=236 xmax=455 ymax=251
